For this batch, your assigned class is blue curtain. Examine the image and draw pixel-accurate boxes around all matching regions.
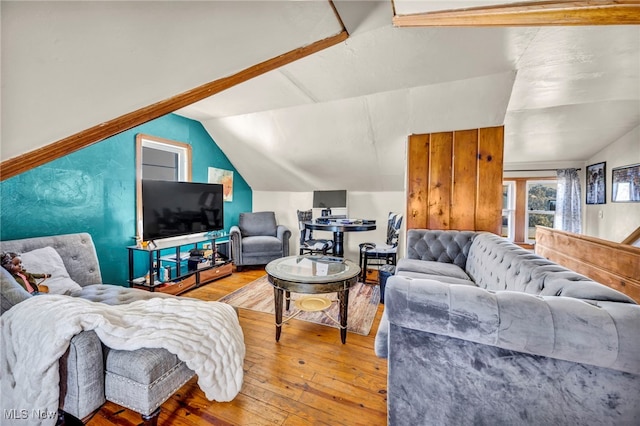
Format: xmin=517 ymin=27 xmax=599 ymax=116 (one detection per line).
xmin=555 ymin=168 xmax=582 ymax=233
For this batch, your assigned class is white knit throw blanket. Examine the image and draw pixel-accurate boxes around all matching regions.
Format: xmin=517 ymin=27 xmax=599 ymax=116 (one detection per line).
xmin=1 ymin=295 xmax=245 ymax=426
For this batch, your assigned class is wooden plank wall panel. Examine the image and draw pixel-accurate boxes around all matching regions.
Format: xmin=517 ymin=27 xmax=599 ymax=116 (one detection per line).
xmin=535 ymin=226 xmax=640 ymax=302
xmin=428 ymin=132 xmax=453 ymax=230
xmin=405 ymin=126 xmax=504 ymax=233
xmin=407 ymin=134 xmax=430 ymax=229
xmin=475 ymin=126 xmax=504 ymax=234
xmin=451 ymin=129 xmax=478 ymax=230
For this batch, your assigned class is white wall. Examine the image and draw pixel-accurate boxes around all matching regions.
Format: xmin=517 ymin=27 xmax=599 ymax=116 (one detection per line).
xmin=252 ymin=190 xmax=405 ymax=262
xmin=583 ymin=125 xmax=640 ymax=242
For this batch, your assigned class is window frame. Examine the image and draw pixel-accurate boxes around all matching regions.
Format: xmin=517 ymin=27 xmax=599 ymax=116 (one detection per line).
xmin=502 ymin=181 xmax=516 ymax=241
xmin=135 ymin=134 xmax=192 ymax=239
xmin=503 ymin=177 xmax=557 ymax=247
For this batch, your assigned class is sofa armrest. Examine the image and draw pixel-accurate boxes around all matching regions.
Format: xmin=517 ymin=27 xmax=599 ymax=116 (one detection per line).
xmin=1 ymin=268 xmax=32 ymax=313
xmin=229 ymin=226 xmax=243 ymax=265
xmin=59 ymin=331 xmax=106 ymax=419
xmin=276 ymin=225 xmax=291 ymax=257
xmin=380 ymin=275 xmax=640 ymax=374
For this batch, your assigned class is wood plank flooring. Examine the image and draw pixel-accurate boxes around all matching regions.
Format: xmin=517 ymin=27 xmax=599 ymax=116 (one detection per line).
xmin=86 ymin=266 xmax=388 ymax=425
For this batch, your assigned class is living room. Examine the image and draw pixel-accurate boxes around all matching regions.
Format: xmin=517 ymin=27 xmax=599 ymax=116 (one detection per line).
xmin=1 ymin=1 xmax=639 ymax=425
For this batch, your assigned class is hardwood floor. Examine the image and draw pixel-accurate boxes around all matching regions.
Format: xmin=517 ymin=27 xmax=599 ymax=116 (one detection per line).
xmin=86 ymin=267 xmax=388 ymax=425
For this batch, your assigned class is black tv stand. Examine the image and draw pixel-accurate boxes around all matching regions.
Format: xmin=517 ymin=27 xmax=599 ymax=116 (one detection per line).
xmin=127 ymin=233 xmax=231 ymax=295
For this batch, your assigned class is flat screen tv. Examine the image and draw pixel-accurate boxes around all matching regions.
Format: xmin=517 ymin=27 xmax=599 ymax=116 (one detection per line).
xmin=142 ymin=180 xmax=224 ymax=241
xmin=313 ymin=190 xmax=347 ymax=208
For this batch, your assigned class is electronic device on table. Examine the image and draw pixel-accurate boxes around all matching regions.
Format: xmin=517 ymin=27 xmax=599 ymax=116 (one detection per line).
xmin=312 ymin=190 xmax=348 ymax=219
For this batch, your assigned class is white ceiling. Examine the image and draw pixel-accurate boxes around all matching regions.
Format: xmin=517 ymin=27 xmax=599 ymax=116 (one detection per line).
xmin=3 ymin=1 xmax=639 ymax=192
xmin=176 ymin=1 xmax=640 ymax=191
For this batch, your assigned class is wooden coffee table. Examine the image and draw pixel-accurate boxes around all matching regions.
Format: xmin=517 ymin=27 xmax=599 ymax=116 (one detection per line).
xmin=266 ymin=255 xmax=360 ymax=344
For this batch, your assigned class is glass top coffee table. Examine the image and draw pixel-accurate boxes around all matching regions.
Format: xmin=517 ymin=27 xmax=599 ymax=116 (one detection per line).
xmin=266 ymin=255 xmax=361 ymax=344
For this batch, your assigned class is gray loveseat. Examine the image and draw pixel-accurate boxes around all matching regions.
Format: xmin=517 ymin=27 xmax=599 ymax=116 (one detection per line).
xmin=1 ymin=233 xmax=195 ymax=424
xmin=375 ymin=229 xmax=640 ymax=425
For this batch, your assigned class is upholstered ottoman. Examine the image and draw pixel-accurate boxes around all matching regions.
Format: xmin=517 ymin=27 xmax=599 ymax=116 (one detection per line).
xmin=104 ymin=347 xmax=194 ymax=423
xmin=75 ymin=284 xmax=196 ymax=424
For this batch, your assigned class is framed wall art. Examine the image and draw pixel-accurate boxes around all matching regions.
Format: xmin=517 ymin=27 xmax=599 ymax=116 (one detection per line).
xmin=586 ymin=162 xmax=606 ymax=205
xmin=611 ymin=163 xmax=640 ymax=203
xmin=208 ymin=167 xmax=234 ymax=202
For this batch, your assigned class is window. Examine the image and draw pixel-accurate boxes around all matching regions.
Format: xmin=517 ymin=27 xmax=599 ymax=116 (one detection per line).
xmin=525 ymin=181 xmax=557 ymax=243
xmin=502 ymin=182 xmax=515 ymax=241
xmin=135 ymin=134 xmax=192 ymax=239
xmin=138 ymin=136 xmax=191 ymax=182
xmin=503 ymin=178 xmax=557 ymax=246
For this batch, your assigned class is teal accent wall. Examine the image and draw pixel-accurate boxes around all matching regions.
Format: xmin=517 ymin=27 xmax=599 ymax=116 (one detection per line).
xmin=0 ymin=114 xmax=252 ymax=285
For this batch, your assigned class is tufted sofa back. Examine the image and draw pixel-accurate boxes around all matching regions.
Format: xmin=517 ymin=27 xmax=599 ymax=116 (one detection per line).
xmin=405 ymin=229 xmax=476 ymax=269
xmin=466 ymin=232 xmax=635 ymax=303
xmin=466 ymin=232 xmax=560 ymax=292
xmin=1 ymin=233 xmax=102 ymax=286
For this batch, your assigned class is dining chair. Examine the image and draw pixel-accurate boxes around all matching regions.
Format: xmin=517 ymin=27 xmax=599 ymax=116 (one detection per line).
xmin=359 ymin=212 xmax=403 ymax=282
xmin=297 ymin=209 xmax=334 ymax=255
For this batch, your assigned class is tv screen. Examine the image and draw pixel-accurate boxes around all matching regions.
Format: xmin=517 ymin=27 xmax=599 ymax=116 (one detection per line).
xmin=313 ymin=190 xmax=347 ymax=208
xmin=142 ymin=180 xmax=224 ymax=241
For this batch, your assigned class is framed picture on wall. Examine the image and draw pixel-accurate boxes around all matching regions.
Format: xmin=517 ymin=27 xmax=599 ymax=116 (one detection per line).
xmin=208 ymin=167 xmax=234 ymax=202
xmin=612 ymin=163 xmax=640 ymax=202
xmin=586 ymin=162 xmax=606 ymax=205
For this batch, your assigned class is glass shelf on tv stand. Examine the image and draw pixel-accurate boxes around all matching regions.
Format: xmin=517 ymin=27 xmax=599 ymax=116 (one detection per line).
xmin=128 ymin=231 xmax=228 ymax=253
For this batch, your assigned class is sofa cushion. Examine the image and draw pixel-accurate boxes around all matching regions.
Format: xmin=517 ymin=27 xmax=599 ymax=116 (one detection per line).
xmin=20 ymin=246 xmax=83 ymax=295
xmin=239 ymin=211 xmax=277 ymax=237
xmin=397 ymin=271 xmax=476 ymax=286
xmin=396 ymin=258 xmax=472 ymax=281
xmin=71 ymin=284 xmax=177 ymax=304
xmin=240 ymin=236 xmax=283 ymax=255
xmin=1 ymin=267 xmax=32 ymax=313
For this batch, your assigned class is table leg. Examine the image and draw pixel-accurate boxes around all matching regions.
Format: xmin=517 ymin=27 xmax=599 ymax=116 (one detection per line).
xmin=338 ymin=288 xmax=349 ymax=344
xmin=333 ymin=231 xmax=344 ymax=257
xmin=285 ymin=290 xmax=291 ymax=311
xmin=274 ymin=287 xmax=284 ymax=341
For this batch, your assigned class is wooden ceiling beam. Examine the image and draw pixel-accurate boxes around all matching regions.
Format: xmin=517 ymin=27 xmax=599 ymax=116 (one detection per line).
xmin=0 ymin=30 xmax=348 ymax=181
xmin=393 ymin=1 xmax=640 ymax=27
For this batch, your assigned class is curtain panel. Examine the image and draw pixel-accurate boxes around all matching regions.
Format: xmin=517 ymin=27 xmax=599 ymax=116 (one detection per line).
xmin=555 ymin=168 xmax=582 ymax=233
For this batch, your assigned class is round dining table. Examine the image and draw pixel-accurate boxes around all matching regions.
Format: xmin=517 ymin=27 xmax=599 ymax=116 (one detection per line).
xmin=303 ymin=221 xmax=376 ymax=257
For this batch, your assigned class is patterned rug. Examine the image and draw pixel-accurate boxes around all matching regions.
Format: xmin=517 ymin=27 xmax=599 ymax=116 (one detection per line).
xmin=218 ymin=275 xmax=380 ymax=336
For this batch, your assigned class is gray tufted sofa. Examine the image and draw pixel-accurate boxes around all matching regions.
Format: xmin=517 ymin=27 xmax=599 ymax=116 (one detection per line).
xmin=375 ymin=229 xmax=640 ymax=425
xmin=1 ymin=233 xmax=195 ymax=425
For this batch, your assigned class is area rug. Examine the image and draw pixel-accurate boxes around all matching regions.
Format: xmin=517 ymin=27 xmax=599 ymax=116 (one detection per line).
xmin=218 ymin=275 xmax=380 ymax=336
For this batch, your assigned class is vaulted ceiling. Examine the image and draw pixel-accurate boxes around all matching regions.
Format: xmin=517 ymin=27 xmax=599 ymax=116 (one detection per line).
xmin=2 ymin=1 xmax=639 ymax=191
